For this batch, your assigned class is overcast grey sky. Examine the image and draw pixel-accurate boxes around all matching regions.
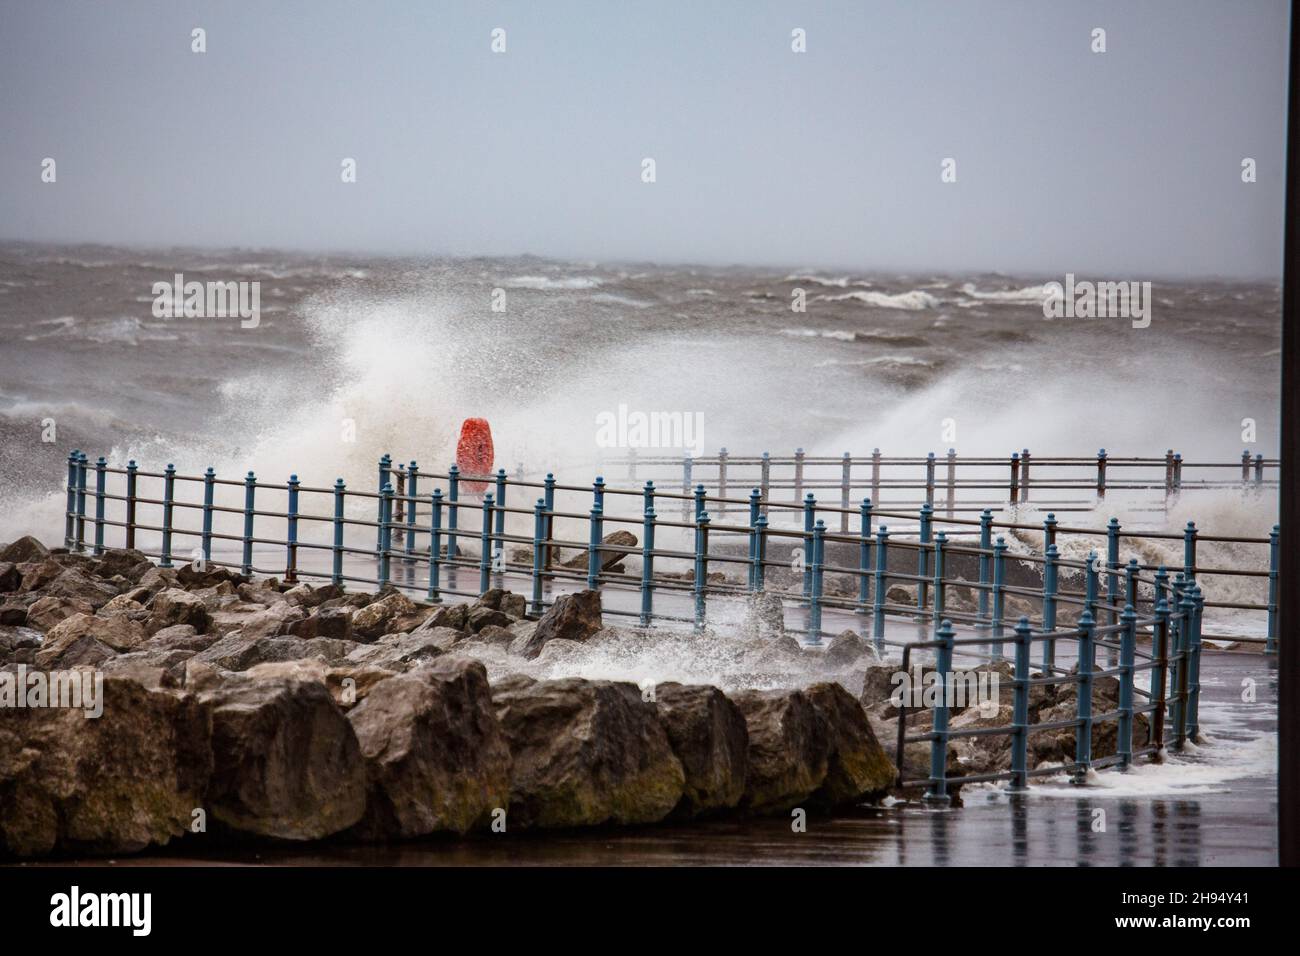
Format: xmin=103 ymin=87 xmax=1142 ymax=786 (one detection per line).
xmin=0 ymin=0 xmax=1289 ymax=277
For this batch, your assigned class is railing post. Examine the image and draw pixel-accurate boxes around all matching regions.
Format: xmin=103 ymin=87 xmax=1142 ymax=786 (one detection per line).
xmin=241 ymin=471 xmax=256 ymax=576
xmin=857 ymin=498 xmax=873 ymax=616
xmin=1084 ymin=549 xmax=1099 ymax=623
xmin=693 ymin=511 xmax=710 ymax=632
xmin=446 ymin=464 xmax=460 ymax=563
xmin=1096 ymin=448 xmax=1108 ymax=500
xmin=931 ymin=531 xmax=947 ymax=629
xmin=531 ymin=497 xmax=546 ymax=616
xmin=494 ymin=467 xmax=507 ymax=539
xmin=801 ymin=492 xmax=816 ymax=600
xmin=333 ymin=479 xmax=346 ymax=587
xmin=1164 ymin=448 xmax=1175 ymax=504
xmin=977 ymin=509 xmax=993 ymax=631
xmin=1043 ymin=511 xmax=1057 ymax=552
xmin=74 ymin=452 xmax=88 ymax=552
xmin=1183 ymin=521 xmax=1198 ymax=580
xmin=1009 ymin=451 xmax=1020 ymax=505
xmin=991 ymin=536 xmax=1007 ymax=661
xmin=945 ymin=448 xmax=957 ymax=516
xmin=125 ymin=459 xmax=138 ymax=550
xmin=793 ymin=447 xmax=805 ymax=503
xmin=393 ymin=464 xmax=406 ymax=548
xmin=200 ymin=466 xmax=215 ymax=567
xmin=748 ymin=488 xmax=762 ymax=591
xmin=64 ymin=449 xmax=79 ymax=548
xmin=405 ymin=461 xmax=420 ymax=559
xmin=285 ymin=473 xmax=300 ymax=584
xmin=1172 ymin=587 xmax=1194 ymax=750
xmin=1042 ymin=544 xmax=1059 ymax=669
xmin=717 ymin=447 xmax=728 ymax=516
xmin=379 ymin=482 xmax=394 ymax=588
xmin=1125 ymin=557 xmax=1139 ymax=611
xmin=542 ymin=472 xmax=556 ymax=573
xmin=1267 ymin=524 xmax=1279 ymax=654
xmin=916 ymin=502 xmax=933 ymax=618
xmin=755 ymin=515 xmax=769 ymax=592
xmin=760 ymin=451 xmax=771 ymax=517
xmin=808 ymin=520 xmax=826 ymax=645
xmin=427 ymin=489 xmax=444 ymax=603
xmin=1118 ymin=603 xmax=1137 ymax=771
xmin=478 ymin=491 xmax=494 ymax=596
xmin=681 ymin=455 xmax=693 ymax=521
xmin=1173 ymin=453 xmax=1183 ymax=496
xmin=1106 ymin=518 xmax=1121 ymax=628
xmin=91 ymin=456 xmax=107 ymax=557
xmin=1187 ymin=584 xmax=1204 ymax=741
xmin=840 ymin=452 xmax=852 ymax=532
xmin=159 ymin=462 xmax=175 ymax=567
xmin=640 ymin=498 xmax=656 ymax=626
xmin=924 ymin=451 xmax=936 ymax=505
xmin=872 ymin=526 xmax=890 ymax=647
xmin=1020 ymin=448 xmax=1031 ymax=503
xmin=1152 ymin=596 xmax=1170 ymax=751
xmin=870 ymin=448 xmax=881 ymax=506
xmin=376 ymin=454 xmax=391 ymax=551
xmin=1072 ymin=610 xmax=1096 ymax=784
xmin=1010 ymin=616 xmax=1032 ymax=792
xmin=1255 ymin=453 xmax=1265 ymax=487
xmin=587 ymin=502 xmax=602 ymax=591
xmin=924 ymin=619 xmax=956 ymax=807
xmin=1241 ymin=449 xmax=1252 ymax=486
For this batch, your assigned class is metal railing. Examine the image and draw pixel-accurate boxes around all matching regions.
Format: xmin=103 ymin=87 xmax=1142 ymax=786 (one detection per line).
xmin=59 ymin=448 xmax=1278 ymax=797
xmin=596 ymin=448 xmax=1279 ymax=523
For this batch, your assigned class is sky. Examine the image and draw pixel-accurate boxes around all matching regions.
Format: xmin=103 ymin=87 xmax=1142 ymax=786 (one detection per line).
xmin=0 ymin=0 xmax=1290 ymax=277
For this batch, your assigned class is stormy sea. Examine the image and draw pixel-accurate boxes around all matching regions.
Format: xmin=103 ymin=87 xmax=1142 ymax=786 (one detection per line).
xmin=0 ymin=241 xmax=1280 ymax=865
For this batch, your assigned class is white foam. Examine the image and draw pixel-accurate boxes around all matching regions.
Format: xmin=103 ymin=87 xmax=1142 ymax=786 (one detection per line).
xmin=819 ymin=290 xmax=940 ymax=310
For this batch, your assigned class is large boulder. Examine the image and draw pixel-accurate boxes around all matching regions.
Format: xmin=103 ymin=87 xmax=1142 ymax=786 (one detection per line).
xmin=286 ymin=606 xmax=353 ymax=641
xmin=345 ymin=629 xmax=460 ymax=670
xmin=351 ymin=591 xmax=420 ymax=640
xmin=804 ymin=682 xmax=896 ymax=808
xmin=346 ymin=658 xmax=511 ymax=839
xmin=561 ymin=530 xmax=638 ymax=572
xmin=196 ymin=676 xmax=366 ymax=840
xmin=512 ymin=590 xmax=602 ymax=659
xmin=93 ymin=548 xmax=154 ymax=583
xmin=41 ymin=569 xmax=119 ymax=610
xmin=0 ymin=563 xmax=23 ymax=593
xmin=147 ymin=588 xmax=211 ymax=635
xmin=732 ymin=688 xmax=830 ymax=815
xmin=492 ymin=678 xmax=684 ymax=828
xmin=37 ymin=612 xmax=146 ymax=662
xmin=0 ymin=536 xmax=50 ymax=564
xmin=823 ymin=630 xmax=872 ymax=668
xmin=473 ymin=589 xmax=527 ymax=619
xmin=653 ymin=683 xmax=749 ymax=817
xmin=0 ymin=677 xmax=212 ymax=857
xmin=23 ymin=596 xmax=90 ymax=633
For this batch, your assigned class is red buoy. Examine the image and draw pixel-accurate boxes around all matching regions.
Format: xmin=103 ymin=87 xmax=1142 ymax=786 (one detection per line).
xmin=456 ymin=417 xmax=495 ymax=494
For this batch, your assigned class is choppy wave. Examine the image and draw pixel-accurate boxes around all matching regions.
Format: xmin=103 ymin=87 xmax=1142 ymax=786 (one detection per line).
xmin=505 ymin=275 xmax=602 ymax=290
xmin=819 ymin=290 xmax=940 ymax=310
xmin=958 ymin=281 xmax=1058 ymax=304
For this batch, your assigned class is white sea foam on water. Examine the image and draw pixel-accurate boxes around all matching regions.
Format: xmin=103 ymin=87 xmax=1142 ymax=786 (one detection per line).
xmin=782 ymin=327 xmax=857 ymax=341
xmin=959 ymin=281 xmax=1059 ymax=304
xmin=505 ymin=275 xmax=602 ymax=290
xmin=784 ymin=273 xmax=860 ymax=287
xmin=819 ymin=290 xmax=940 ymax=310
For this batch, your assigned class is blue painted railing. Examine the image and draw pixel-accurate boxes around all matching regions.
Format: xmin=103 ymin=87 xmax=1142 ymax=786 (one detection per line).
xmin=57 ymin=447 xmax=1277 ymax=796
